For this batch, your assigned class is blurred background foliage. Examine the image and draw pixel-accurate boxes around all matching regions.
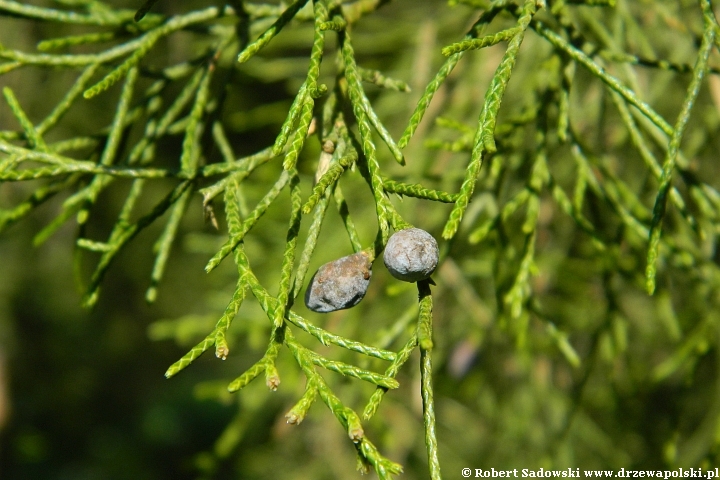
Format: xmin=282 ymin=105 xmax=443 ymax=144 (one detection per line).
xmin=2 ymin=0 xmax=720 ymax=479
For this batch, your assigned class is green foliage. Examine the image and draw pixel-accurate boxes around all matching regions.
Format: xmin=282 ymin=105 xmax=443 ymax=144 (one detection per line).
xmin=3 ymin=0 xmax=720 ymax=478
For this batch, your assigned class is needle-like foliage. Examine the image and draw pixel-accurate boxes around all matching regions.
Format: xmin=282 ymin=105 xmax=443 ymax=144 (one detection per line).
xmin=3 ymin=0 xmax=720 ymax=477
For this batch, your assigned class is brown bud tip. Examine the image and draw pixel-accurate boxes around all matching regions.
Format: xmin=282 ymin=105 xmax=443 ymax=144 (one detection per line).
xmin=285 ymin=412 xmax=302 ymax=425
xmin=348 ymin=426 xmax=364 ymax=443
xmin=266 ymin=375 xmax=280 ymax=391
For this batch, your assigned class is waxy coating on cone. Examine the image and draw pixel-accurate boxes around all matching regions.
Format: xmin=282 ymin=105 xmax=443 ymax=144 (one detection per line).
xmin=305 ymin=251 xmax=372 ymax=313
xmin=383 ymin=228 xmax=438 ymax=282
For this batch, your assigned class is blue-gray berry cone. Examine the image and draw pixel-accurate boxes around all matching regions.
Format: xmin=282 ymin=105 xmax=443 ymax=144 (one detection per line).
xmin=305 ymin=252 xmax=372 ymax=313
xmin=383 ymin=228 xmax=438 ymax=282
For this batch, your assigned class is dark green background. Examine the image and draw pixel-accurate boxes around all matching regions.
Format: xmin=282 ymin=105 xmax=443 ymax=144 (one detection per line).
xmin=2 ymin=0 xmax=720 ymax=479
